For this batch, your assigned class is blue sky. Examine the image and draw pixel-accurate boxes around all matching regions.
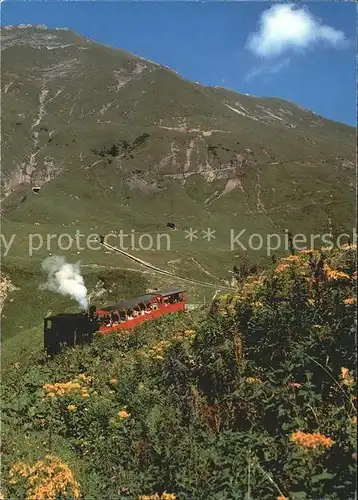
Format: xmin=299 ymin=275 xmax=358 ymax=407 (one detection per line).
xmin=1 ymin=1 xmax=356 ymax=126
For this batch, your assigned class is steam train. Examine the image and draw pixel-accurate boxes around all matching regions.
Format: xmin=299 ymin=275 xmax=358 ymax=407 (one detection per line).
xmin=44 ymin=287 xmax=186 ymax=356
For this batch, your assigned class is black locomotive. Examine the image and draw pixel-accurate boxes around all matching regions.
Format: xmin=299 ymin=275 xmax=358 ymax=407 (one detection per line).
xmin=44 ymin=306 xmax=98 ymax=356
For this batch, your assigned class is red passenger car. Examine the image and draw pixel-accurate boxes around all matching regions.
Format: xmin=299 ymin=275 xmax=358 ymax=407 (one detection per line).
xmin=95 ymin=287 xmax=186 ymax=334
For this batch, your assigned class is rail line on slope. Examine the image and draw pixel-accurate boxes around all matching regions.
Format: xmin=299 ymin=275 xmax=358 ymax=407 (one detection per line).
xmin=99 ymin=241 xmax=235 ymax=292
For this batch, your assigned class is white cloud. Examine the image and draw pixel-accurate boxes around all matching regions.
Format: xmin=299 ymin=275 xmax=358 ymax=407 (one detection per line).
xmin=244 ymin=57 xmax=290 ymax=82
xmin=246 ymin=4 xmax=348 ymax=59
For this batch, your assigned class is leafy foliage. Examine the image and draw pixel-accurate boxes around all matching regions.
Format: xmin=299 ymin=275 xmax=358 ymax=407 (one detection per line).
xmin=1 ymin=247 xmax=356 ymax=499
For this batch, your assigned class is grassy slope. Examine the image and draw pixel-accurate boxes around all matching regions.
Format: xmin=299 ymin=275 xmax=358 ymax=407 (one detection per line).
xmin=1 ymin=26 xmax=355 ymax=364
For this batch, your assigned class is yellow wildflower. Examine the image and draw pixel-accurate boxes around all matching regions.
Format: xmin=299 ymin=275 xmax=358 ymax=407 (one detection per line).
xmin=67 ymin=404 xmax=76 ymax=412
xmin=139 ymin=494 xmax=176 ymax=500
xmin=118 ymin=410 xmax=131 ymax=419
xmin=341 ymin=367 xmax=355 ymax=387
xmin=147 ymin=340 xmax=172 ymax=359
xmin=248 ymin=279 xmax=264 ymax=286
xmin=8 ymin=456 xmax=80 ymax=500
xmin=245 ymin=377 xmax=262 ymax=384
xmin=290 ymin=431 xmax=334 ymax=450
xmin=282 ymin=255 xmax=301 ymax=262
xmin=344 ymin=297 xmax=357 ymax=305
xmin=277 ymin=497 xmax=288 ymax=500
xmin=275 ymin=263 xmax=289 ymax=273
xmin=43 ymin=375 xmax=92 ymax=398
xmin=110 ymin=378 xmax=118 ymax=384
xmin=324 ymin=265 xmax=350 ymax=281
xmin=351 ymin=416 xmax=357 ymax=425
xmin=341 ymin=243 xmax=357 ymax=250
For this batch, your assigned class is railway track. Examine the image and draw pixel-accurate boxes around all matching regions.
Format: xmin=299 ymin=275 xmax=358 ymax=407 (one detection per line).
xmin=99 ymin=241 xmax=234 ymax=292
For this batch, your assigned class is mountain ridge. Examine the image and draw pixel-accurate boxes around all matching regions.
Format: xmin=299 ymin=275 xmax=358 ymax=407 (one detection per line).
xmin=1 ymin=25 xmax=355 ymax=281
xmin=1 ymin=24 xmax=355 ymax=128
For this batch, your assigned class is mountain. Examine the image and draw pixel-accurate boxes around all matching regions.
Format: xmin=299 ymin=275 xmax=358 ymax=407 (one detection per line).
xmin=1 ymin=25 xmax=356 ymax=283
xmin=1 ymin=26 xmax=356 ymax=500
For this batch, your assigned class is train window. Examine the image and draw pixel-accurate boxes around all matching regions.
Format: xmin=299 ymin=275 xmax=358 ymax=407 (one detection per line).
xmin=127 ymin=309 xmax=134 ymax=319
xmin=111 ymin=312 xmax=119 ymax=323
xmin=98 ymin=314 xmax=109 ymax=324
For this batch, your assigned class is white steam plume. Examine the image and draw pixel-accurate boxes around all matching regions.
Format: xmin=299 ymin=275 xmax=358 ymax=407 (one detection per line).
xmin=40 ymin=255 xmax=88 ymax=309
